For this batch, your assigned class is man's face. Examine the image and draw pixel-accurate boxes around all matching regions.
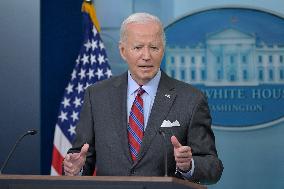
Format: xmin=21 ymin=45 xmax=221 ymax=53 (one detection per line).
xmin=119 ymin=21 xmax=164 ymax=85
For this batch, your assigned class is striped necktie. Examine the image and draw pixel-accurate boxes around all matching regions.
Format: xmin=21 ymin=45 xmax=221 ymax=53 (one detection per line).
xmin=128 ymin=87 xmax=145 ymax=161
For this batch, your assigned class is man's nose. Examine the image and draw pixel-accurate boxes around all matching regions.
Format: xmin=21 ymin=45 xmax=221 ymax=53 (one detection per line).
xmin=142 ymin=47 xmax=151 ymax=61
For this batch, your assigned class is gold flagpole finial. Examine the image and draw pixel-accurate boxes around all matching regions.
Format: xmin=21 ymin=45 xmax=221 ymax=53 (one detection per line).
xmin=82 ymin=0 xmax=101 ymax=33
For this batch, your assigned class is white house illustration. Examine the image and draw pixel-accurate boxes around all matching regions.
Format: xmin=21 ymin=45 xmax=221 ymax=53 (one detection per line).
xmin=165 ymin=28 xmax=284 ymax=86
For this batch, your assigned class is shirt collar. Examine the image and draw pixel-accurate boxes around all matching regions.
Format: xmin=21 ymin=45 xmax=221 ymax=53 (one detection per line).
xmin=128 ymin=70 xmax=161 ymax=98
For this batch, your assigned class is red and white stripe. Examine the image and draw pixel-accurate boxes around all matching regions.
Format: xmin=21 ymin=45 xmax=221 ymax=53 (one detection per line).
xmin=50 ymin=125 xmax=72 ymax=175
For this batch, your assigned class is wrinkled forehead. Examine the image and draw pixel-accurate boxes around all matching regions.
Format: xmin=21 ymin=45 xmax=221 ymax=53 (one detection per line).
xmin=125 ymin=22 xmax=163 ymax=38
xmin=120 ymin=16 xmax=166 ymax=47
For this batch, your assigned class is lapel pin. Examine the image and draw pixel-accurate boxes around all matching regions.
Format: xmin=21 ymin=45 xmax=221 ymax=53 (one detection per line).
xmin=165 ymin=94 xmax=171 ymax=98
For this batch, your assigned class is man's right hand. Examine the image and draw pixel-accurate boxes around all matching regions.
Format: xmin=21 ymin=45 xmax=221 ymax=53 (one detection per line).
xmin=63 ymin=143 xmax=89 ymax=176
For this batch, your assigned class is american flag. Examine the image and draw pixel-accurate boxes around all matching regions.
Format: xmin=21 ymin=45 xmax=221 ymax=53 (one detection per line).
xmin=51 ymin=1 xmax=112 ymax=175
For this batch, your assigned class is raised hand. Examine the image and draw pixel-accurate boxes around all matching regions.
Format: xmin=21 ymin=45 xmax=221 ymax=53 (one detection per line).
xmin=171 ymin=136 xmax=192 ymax=172
xmin=63 ymin=143 xmax=89 ymax=176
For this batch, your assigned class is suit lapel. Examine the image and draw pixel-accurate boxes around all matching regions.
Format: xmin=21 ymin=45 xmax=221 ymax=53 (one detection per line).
xmin=110 ymin=72 xmax=133 ymax=163
xmin=135 ymin=72 xmax=177 ymax=165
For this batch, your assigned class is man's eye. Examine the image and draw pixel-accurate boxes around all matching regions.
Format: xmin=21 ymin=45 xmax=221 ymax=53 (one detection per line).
xmin=134 ymin=46 xmax=142 ymax=50
xmin=151 ymin=46 xmax=159 ymax=50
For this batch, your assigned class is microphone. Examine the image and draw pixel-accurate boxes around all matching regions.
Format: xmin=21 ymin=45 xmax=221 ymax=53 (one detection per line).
xmin=158 ymin=129 xmax=168 ymax=177
xmin=0 ymin=129 xmax=38 ymax=174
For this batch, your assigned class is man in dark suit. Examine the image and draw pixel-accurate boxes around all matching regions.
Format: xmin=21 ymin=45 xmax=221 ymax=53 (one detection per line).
xmin=63 ymin=12 xmax=223 ymax=184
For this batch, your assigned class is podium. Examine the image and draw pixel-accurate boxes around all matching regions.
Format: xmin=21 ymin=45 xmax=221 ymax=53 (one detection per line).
xmin=0 ymin=175 xmax=206 ymax=189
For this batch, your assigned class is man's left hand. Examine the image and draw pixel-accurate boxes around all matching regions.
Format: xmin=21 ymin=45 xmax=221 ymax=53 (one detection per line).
xmin=171 ymin=135 xmax=192 ymax=172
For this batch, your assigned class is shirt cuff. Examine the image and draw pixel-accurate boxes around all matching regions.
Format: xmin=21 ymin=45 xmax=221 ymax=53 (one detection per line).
xmin=176 ymin=158 xmax=195 ymax=179
xmin=76 ymin=167 xmax=83 ymax=176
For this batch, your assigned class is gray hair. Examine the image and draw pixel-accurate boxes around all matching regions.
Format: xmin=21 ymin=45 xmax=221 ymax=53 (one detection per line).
xmin=119 ymin=12 xmax=166 ymax=47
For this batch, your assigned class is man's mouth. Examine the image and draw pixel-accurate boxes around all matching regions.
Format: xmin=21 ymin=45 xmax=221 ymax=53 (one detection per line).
xmin=138 ymin=65 xmax=154 ymax=68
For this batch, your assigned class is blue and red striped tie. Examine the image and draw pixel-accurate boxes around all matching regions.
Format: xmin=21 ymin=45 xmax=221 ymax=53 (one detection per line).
xmin=128 ymin=87 xmax=145 ymax=161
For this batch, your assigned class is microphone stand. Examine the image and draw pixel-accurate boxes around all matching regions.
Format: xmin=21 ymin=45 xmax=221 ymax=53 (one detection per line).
xmin=159 ymin=130 xmax=168 ymax=177
xmin=0 ymin=129 xmax=37 ymax=174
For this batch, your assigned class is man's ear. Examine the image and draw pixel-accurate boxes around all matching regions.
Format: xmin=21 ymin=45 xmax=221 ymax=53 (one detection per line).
xmin=119 ymin=42 xmax=127 ymax=61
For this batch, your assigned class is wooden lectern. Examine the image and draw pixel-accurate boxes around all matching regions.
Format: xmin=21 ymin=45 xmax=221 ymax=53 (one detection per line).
xmin=0 ymin=175 xmax=206 ymax=189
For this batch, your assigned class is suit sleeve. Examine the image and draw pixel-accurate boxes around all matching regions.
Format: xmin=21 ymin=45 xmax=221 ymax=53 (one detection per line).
xmin=188 ymin=94 xmax=223 ymax=184
xmin=67 ymin=87 xmax=96 ymax=176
